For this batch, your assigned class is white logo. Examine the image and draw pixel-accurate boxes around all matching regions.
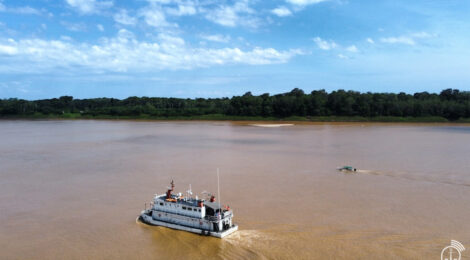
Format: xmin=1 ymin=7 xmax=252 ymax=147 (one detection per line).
xmin=441 ymin=240 xmax=465 ymax=260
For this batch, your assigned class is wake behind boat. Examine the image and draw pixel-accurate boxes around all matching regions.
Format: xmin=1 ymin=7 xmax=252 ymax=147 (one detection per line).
xmin=139 ymin=179 xmax=238 ymax=238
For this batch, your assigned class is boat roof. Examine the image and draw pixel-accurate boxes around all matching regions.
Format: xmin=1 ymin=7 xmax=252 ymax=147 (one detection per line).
xmin=155 ymin=195 xmax=200 ymax=207
xmin=155 ymin=194 xmax=224 ymax=209
xmin=204 ymin=201 xmax=222 ymax=210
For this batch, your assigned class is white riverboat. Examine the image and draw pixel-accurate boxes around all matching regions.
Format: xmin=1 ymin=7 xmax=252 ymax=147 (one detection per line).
xmin=139 ymin=180 xmax=238 ymax=238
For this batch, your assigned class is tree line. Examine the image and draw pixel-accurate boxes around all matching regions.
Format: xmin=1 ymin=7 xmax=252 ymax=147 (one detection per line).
xmin=1 ymin=88 xmax=469 ymax=120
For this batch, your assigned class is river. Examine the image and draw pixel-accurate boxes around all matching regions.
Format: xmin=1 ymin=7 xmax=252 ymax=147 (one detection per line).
xmin=1 ymin=120 xmax=469 ymax=259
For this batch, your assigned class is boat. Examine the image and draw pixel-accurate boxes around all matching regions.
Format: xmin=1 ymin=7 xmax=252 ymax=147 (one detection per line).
xmin=139 ymin=179 xmax=238 ymax=238
xmin=337 ymin=166 xmax=357 ymax=172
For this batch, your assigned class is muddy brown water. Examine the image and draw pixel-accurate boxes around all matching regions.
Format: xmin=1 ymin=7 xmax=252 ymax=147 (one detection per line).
xmin=1 ymin=120 xmax=470 ymax=259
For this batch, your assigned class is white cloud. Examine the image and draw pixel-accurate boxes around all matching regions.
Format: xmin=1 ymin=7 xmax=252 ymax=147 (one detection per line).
xmin=61 ymin=21 xmax=87 ymax=32
xmin=158 ymin=32 xmax=185 ymax=47
xmin=313 ymin=38 xmax=358 ymax=53
xmin=0 ymin=44 xmax=18 ymax=55
xmin=379 ymin=32 xmax=434 ymax=46
xmin=204 ymin=1 xmax=258 ymax=28
xmin=0 ymin=2 xmax=42 ymax=15
xmin=10 ymin=6 xmax=42 ymax=15
xmin=380 ymin=36 xmax=415 ymax=45
xmin=60 ymin=36 xmax=73 ymax=41
xmin=140 ymin=0 xmax=257 ymax=27
xmin=346 ymin=45 xmax=358 ymax=52
xmin=140 ymin=6 xmax=173 ymax=28
xmin=0 ymin=32 xmax=302 ymax=73
xmin=313 ymin=37 xmax=337 ymax=50
xmin=337 ymin=54 xmax=348 ymax=59
xmin=97 ymin=24 xmax=104 ymax=31
xmin=200 ymin=34 xmax=231 ymax=43
xmin=65 ymin=0 xmax=113 ymax=14
xmin=410 ymin=32 xmax=432 ymax=38
xmin=366 ymin=38 xmax=375 ymax=44
xmin=206 ymin=6 xmax=238 ymax=27
xmin=271 ymin=6 xmax=292 ymax=17
xmin=166 ymin=2 xmax=197 ymax=16
xmin=116 ymin=28 xmax=135 ymax=40
xmin=114 ymin=9 xmax=137 ymax=25
xmin=146 ymin=0 xmax=173 ymax=4
xmin=286 ymin=0 xmax=327 ymax=6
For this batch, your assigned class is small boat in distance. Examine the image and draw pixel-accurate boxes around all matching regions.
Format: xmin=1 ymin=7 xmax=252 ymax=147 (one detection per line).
xmin=337 ymin=166 xmax=357 ymax=172
xmin=139 ymin=178 xmax=238 ymax=238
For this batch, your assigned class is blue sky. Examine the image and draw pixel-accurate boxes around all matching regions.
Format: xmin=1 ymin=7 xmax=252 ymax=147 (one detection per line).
xmin=0 ymin=0 xmax=469 ymax=99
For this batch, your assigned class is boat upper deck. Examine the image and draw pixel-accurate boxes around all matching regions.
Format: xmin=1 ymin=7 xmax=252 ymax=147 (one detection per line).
xmin=154 ymin=194 xmax=201 ymax=207
xmin=151 ymin=180 xmax=232 ymax=220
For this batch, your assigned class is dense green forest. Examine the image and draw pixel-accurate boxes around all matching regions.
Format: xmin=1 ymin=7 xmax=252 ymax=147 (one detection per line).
xmin=1 ymin=88 xmax=470 ymax=122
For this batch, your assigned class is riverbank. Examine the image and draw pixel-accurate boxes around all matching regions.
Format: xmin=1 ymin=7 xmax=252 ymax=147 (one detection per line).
xmin=2 ymin=113 xmax=470 ymax=123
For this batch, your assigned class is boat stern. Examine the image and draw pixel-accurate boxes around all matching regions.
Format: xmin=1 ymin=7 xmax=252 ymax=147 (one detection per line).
xmin=212 ymin=224 xmax=238 ymax=238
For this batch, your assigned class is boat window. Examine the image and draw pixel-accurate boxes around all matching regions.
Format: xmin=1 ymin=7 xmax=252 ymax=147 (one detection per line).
xmin=193 ymin=208 xmax=197 ymax=211
xmin=187 ymin=207 xmax=192 ymax=210
xmin=198 ymin=209 xmax=201 ymax=212
xmin=160 ymin=203 xmax=163 ymax=206
xmin=182 ymin=206 xmax=186 ymax=210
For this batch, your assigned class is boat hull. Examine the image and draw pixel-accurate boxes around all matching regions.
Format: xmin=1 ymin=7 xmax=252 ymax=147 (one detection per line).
xmin=139 ymin=211 xmax=238 ymax=238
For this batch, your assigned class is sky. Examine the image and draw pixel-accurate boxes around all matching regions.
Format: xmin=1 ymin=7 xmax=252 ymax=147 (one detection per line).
xmin=0 ymin=0 xmax=469 ymax=99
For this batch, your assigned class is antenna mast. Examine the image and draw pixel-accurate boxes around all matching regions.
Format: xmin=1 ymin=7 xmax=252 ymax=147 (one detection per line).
xmin=217 ymin=168 xmax=221 ymax=213
xmin=188 ymin=184 xmax=192 ymax=199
